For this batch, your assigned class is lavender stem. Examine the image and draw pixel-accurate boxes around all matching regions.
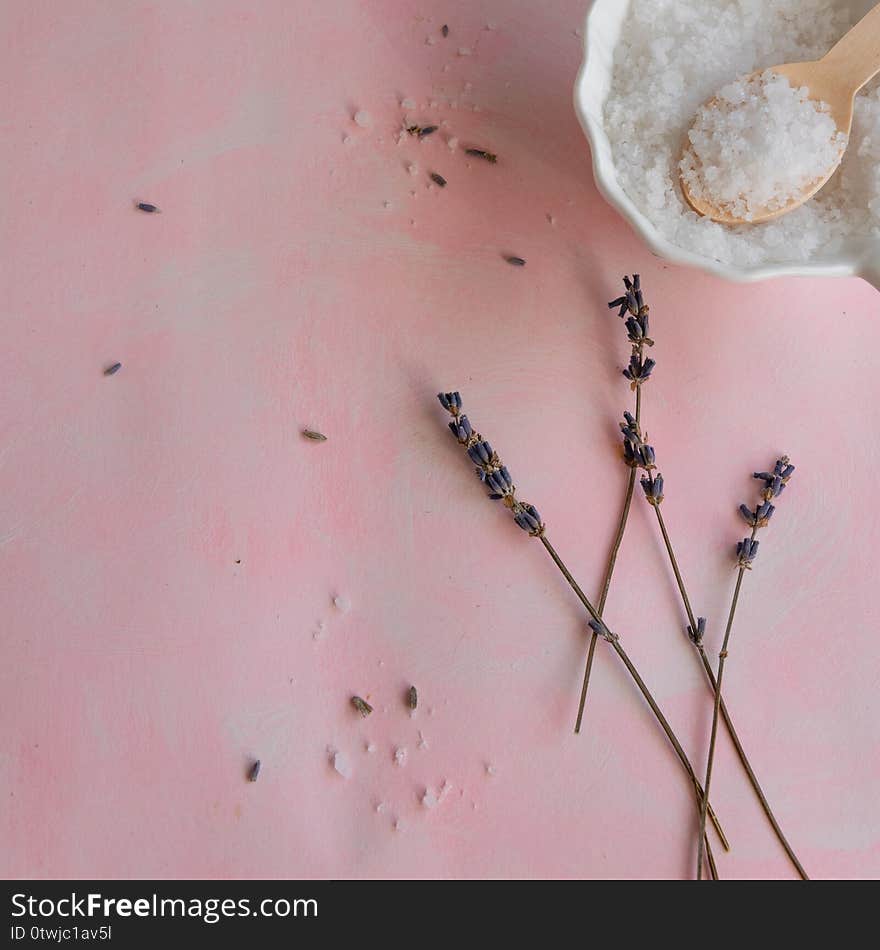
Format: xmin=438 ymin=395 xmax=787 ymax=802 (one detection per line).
xmin=539 ymin=534 xmax=728 ymax=870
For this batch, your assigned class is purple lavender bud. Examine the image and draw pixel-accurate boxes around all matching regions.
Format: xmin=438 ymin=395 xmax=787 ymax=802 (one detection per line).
xmin=640 ymin=473 xmax=664 ymax=505
xmin=737 ymin=537 xmax=760 ymax=569
xmin=467 ymin=440 xmax=493 ymax=466
xmin=638 ymin=443 xmax=655 ymax=468
xmin=626 ymin=316 xmax=643 ymax=339
xmin=449 ymin=415 xmax=473 ymax=444
xmin=687 ymin=617 xmax=706 ymax=645
xmin=588 ymin=617 xmax=618 ymax=643
xmin=438 ymin=392 xmax=459 ymax=413
xmin=623 ymin=411 xmax=637 ymax=429
xmin=608 ymin=296 xmax=627 ymax=311
xmin=739 ymin=504 xmax=757 ymax=526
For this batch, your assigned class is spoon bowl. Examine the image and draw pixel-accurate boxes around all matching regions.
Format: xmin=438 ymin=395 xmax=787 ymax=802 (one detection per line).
xmin=680 ymin=2 xmax=880 ymax=225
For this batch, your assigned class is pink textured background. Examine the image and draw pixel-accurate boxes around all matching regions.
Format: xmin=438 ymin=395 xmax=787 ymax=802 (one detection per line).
xmin=2 ymin=0 xmax=878 ymax=880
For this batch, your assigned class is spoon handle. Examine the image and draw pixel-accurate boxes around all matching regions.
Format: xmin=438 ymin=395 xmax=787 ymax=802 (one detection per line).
xmin=821 ymin=2 xmax=880 ymax=95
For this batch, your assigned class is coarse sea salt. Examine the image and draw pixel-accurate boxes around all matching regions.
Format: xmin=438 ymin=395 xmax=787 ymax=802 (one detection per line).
xmin=680 ymin=70 xmax=846 ymax=220
xmin=604 ymin=0 xmax=880 ymax=266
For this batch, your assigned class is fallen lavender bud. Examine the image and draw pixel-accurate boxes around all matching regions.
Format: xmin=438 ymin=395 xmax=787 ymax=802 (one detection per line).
xmin=248 ymin=760 xmax=261 ymax=782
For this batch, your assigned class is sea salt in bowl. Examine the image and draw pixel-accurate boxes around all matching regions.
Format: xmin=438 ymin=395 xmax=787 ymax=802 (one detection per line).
xmin=574 ymin=0 xmax=880 ymax=288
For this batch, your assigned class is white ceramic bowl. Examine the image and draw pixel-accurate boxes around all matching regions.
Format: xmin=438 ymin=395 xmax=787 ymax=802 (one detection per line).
xmin=574 ymin=0 xmax=880 ymax=287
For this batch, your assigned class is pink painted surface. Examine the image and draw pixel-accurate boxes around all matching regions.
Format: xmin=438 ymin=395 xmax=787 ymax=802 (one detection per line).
xmin=1 ymin=0 xmax=878 ymax=880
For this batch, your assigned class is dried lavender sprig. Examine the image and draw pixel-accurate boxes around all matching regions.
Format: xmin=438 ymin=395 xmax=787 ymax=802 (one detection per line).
xmin=696 ymin=457 xmax=796 ymax=880
xmin=593 ymin=279 xmax=809 ymax=878
xmin=574 ymin=277 xmax=650 ymax=734
xmin=438 ymin=392 xmax=727 ymax=874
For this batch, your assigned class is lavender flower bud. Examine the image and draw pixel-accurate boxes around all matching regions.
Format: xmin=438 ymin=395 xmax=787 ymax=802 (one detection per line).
xmin=640 ymin=472 xmax=664 ymax=506
xmin=437 ymin=391 xmax=462 ymax=415
xmin=756 ymin=501 xmax=775 ymax=525
xmin=739 ymin=504 xmax=758 ymax=527
xmin=485 ymin=466 xmax=515 ymax=499
xmin=637 ymin=442 xmax=656 ymax=469
xmin=513 ymin=503 xmax=543 ymax=536
xmin=737 ymin=537 xmax=759 ymax=569
xmin=588 ymin=617 xmax=618 ymax=644
xmin=687 ymin=617 xmax=706 ymax=645
xmin=623 ymin=354 xmax=655 ymax=389
xmin=467 ymin=440 xmax=494 ymax=467
xmin=449 ymin=414 xmax=473 ymax=444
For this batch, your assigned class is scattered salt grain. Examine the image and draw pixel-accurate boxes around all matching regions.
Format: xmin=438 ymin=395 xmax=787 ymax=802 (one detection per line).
xmin=485 ymin=763 xmax=496 ymax=777
xmin=401 ymin=97 xmax=417 ymax=110
xmin=680 ymin=70 xmax=846 ymax=221
xmin=393 ymin=819 xmax=403 ymax=832
xmin=331 ymin=750 xmax=352 ymax=779
xmin=365 ymin=741 xmax=376 ymax=753
xmin=375 ymin=801 xmax=386 ymax=813
xmin=458 ymin=47 xmax=472 ymax=56
xmin=341 ymin=134 xmax=351 ymax=145
xmin=407 ymin=162 xmax=419 ymax=176
xmin=333 ymin=594 xmax=351 ymax=612
xmin=426 ymin=36 xmax=437 ymax=46
xmin=393 ymin=746 xmax=407 ymax=767
xmin=447 ymin=136 xmax=459 ymax=150
xmin=417 ymin=730 xmax=429 ymax=750
xmin=547 ymin=214 xmax=556 ymax=226
xmin=421 ymin=789 xmax=439 ymax=809
xmin=353 ymin=109 xmax=371 ymax=128
xmin=605 ymin=0 xmax=880 ymax=267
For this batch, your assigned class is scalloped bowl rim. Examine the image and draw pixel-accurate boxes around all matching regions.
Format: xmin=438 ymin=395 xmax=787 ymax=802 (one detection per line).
xmin=573 ymin=0 xmax=879 ymax=286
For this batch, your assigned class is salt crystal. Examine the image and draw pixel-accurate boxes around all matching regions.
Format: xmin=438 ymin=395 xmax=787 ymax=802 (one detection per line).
xmin=421 ymin=789 xmax=439 ymax=808
xmin=485 ymin=763 xmax=496 ymax=777
xmin=426 ymin=36 xmax=437 ymax=46
xmin=333 ymin=594 xmax=350 ymax=612
xmin=331 ymin=751 xmax=352 ymax=778
xmin=375 ymin=801 xmax=386 ymax=813
xmin=401 ymin=97 xmax=416 ymax=109
xmin=464 ymin=81 xmax=473 ymax=92
xmin=605 ymin=0 xmax=880 ymax=267
xmin=680 ymin=70 xmax=846 ymax=221
xmin=393 ymin=819 xmax=403 ymax=831
xmin=417 ymin=730 xmax=428 ymax=750
xmin=393 ymin=746 xmax=407 ymax=767
xmin=547 ymin=214 xmax=556 ymax=225
xmin=365 ymin=741 xmax=376 ymax=753
xmin=447 ymin=136 xmax=459 ymax=150
xmin=341 ymin=134 xmax=351 ymax=145
xmin=407 ymin=162 xmax=418 ymax=176
xmin=353 ymin=109 xmax=371 ymax=128
xmin=458 ymin=47 xmax=472 ymax=56
xmin=383 ymin=200 xmax=392 ymax=209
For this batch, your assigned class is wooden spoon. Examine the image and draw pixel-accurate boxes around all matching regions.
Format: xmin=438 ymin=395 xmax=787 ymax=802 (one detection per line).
xmin=680 ymin=2 xmax=880 ymax=225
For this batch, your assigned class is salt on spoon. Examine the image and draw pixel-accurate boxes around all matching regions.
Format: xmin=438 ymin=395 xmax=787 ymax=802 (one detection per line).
xmin=680 ymin=2 xmax=880 ymax=224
